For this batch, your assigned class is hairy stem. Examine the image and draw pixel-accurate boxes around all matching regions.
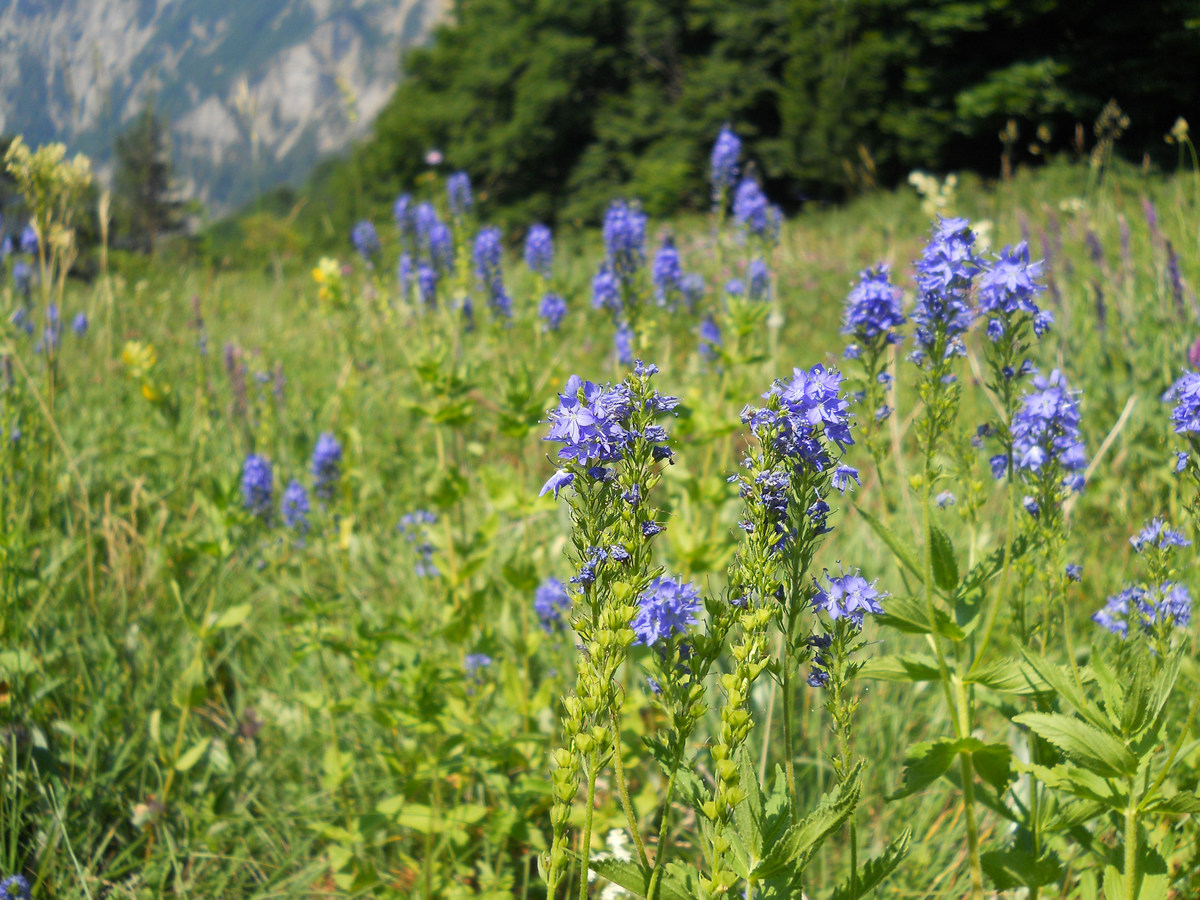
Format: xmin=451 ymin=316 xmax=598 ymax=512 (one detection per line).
xmin=610 ymin=710 xmax=649 ymax=867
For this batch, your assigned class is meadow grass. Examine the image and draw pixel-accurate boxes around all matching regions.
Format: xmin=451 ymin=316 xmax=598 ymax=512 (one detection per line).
xmin=0 ymin=151 xmax=1196 ymax=899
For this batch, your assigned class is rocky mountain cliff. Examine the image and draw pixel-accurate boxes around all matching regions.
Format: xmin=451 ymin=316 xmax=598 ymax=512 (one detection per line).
xmin=0 ymin=0 xmax=447 ymax=212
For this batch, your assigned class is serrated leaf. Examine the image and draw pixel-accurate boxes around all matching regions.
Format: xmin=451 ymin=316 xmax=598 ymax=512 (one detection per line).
xmin=1142 ymin=789 xmax=1200 ymax=815
xmin=971 ymin=741 xmax=1014 ymax=793
xmin=861 ymin=654 xmax=943 ymax=683
xmin=855 ymin=505 xmax=923 ymax=582
xmin=582 ymin=857 xmax=691 ymax=900
xmin=733 ymin=745 xmax=766 ymax=858
xmin=1018 ymin=650 xmax=1106 ymax=729
xmin=1014 ymin=713 xmax=1137 ymax=777
xmin=981 ymin=847 xmax=1063 ymax=890
xmin=753 ymin=763 xmax=862 ymax=879
xmin=829 ymin=828 xmax=911 ymax=900
xmin=965 ymin=657 xmax=1053 ymax=695
xmin=890 ymin=739 xmax=962 ymax=799
xmin=928 ymin=524 xmax=958 ymax=591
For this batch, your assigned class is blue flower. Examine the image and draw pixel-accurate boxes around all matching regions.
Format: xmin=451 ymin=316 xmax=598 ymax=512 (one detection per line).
xmin=831 ymin=464 xmax=860 ymax=494
xmin=1094 ymin=582 xmax=1193 ymax=637
xmin=525 ymin=223 xmax=554 ymax=277
xmin=464 ymin=653 xmax=492 ymax=677
xmin=417 ymin=263 xmax=438 ymax=307
xmin=398 ymin=511 xmax=439 ymax=577
xmin=632 ymin=576 xmax=701 ymax=646
xmin=699 ymin=316 xmax=722 ymax=361
xmin=12 ymin=261 xmax=31 ymax=296
xmin=935 ymin=490 xmax=956 ymax=508
xmin=282 ymin=479 xmax=310 ymax=532
xmin=311 ymin=433 xmax=342 ymax=501
xmin=746 ymin=364 xmax=855 ymax=469
xmin=535 ymin=577 xmax=571 ymax=630
xmin=1003 ymin=369 xmax=1088 ymax=490
xmin=19 ymin=225 xmax=36 ymax=255
xmin=842 ymin=264 xmax=905 ymax=343
xmin=592 ymin=267 xmax=621 ymax=312
xmin=539 ymin=468 xmax=575 ymax=499
xmin=71 ymin=311 xmax=88 ymax=336
xmin=811 ymin=569 xmax=887 ymax=626
xmin=241 ymin=455 xmax=273 ymax=520
xmin=473 ymin=227 xmax=511 ymax=318
xmin=351 ymin=220 xmax=379 ymax=259
xmin=393 ymin=193 xmax=414 ymax=236
xmin=652 ymin=238 xmax=683 ymax=307
xmin=747 ymin=259 xmax=771 ymax=303
xmin=446 ymin=171 xmax=473 ymax=216
xmin=1065 ymin=563 xmax=1082 ymax=582
xmin=681 ymin=273 xmax=705 ymax=311
xmin=977 ymin=242 xmax=1045 ymax=321
xmin=539 ymin=293 xmax=567 ymax=331
xmin=614 ymin=322 xmax=634 ymax=365
xmin=732 ymin=178 xmax=781 ymax=243
xmin=1164 ymin=370 xmax=1200 ymax=434
xmin=912 ymin=217 xmax=982 ymax=353
xmin=710 ymin=125 xmax=741 ymax=202
xmin=0 ymin=875 xmax=30 ymax=900
xmin=1129 ymin=518 xmax=1191 ymax=553
xmin=603 ymin=200 xmax=647 ymax=280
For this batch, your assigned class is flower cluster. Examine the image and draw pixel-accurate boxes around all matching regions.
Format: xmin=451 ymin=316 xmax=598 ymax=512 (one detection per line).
xmin=540 ymin=367 xmax=678 ymax=499
xmin=602 ymin=200 xmax=647 ymax=280
xmin=592 ymin=269 xmax=620 ymax=313
xmin=911 ymin=217 xmax=982 ymax=355
xmin=699 ymin=316 xmax=721 ymax=361
xmin=525 ymin=223 xmax=554 ymax=277
xmin=999 ymin=369 xmax=1087 ymax=492
xmin=473 ymin=227 xmax=511 ymax=317
xmin=534 ymin=577 xmax=571 ymax=630
xmin=744 ymin=364 xmax=855 ymax=471
xmin=811 ymin=569 xmax=887 ymax=626
xmin=976 ymin=241 xmax=1051 ymax=338
xmin=464 ymin=653 xmax=492 ymax=677
xmin=0 ymin=875 xmax=29 ymax=900
xmin=446 ymin=171 xmax=473 ymax=217
xmin=539 ymin=293 xmax=567 ymax=331
xmin=351 ymin=220 xmax=379 ymax=259
xmin=732 ymin=178 xmax=781 ymax=243
xmin=632 ymin=576 xmax=701 ymax=646
xmin=398 ymin=510 xmax=439 ymax=577
xmin=652 ymin=238 xmax=683 ymax=307
xmin=842 ymin=264 xmax=905 ymax=344
xmin=746 ymin=259 xmax=770 ymax=303
xmin=1164 ymin=370 xmax=1200 ymax=434
xmin=710 ymin=125 xmax=741 ymax=203
xmin=241 ymin=454 xmax=273 ymax=520
xmin=311 ymin=432 xmax=342 ymax=500
xmin=1130 ymin=518 xmax=1191 ymax=553
xmin=282 ymin=479 xmax=310 ymax=532
xmin=1093 ymin=582 xmax=1193 ymax=638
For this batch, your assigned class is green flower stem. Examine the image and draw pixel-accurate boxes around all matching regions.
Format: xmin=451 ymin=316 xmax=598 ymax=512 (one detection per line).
xmin=782 ymin=656 xmax=798 ymax=825
xmin=579 ymin=752 xmax=599 ymax=900
xmin=647 ymin=760 xmax=681 ymax=900
xmin=610 ymin=709 xmax=649 ymax=867
xmin=969 ymin=449 xmax=1018 ymax=674
xmin=1123 ymin=800 xmax=1138 ymax=900
xmin=954 ymin=677 xmax=984 ymax=900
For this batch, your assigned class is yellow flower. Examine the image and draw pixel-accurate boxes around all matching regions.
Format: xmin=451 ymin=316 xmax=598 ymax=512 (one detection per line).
xmin=121 ymin=341 xmax=157 ymax=379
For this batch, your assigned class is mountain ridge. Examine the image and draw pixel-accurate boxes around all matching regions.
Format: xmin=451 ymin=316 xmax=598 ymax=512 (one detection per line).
xmin=0 ymin=0 xmax=448 ymax=213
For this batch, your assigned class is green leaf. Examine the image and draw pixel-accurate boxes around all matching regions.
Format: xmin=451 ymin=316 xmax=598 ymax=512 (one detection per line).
xmin=1142 ymin=789 xmax=1200 ymax=815
xmin=890 ymin=739 xmax=961 ymax=799
xmin=1018 ymin=650 xmax=1106 ymax=729
xmin=582 ymin=857 xmax=691 ymax=900
xmin=212 ymin=603 xmax=251 ymax=629
xmin=971 ymin=741 xmax=1014 ymax=793
xmin=753 ymin=763 xmax=862 ymax=879
xmin=981 ymin=847 xmax=1063 ymax=890
xmin=829 ymin=828 xmax=911 ymax=900
xmin=733 ymin=745 xmax=766 ymax=858
xmin=965 ymin=658 xmax=1052 ymax=695
xmin=855 ymin=505 xmax=923 ymax=582
xmin=861 ymin=654 xmax=943 ymax=684
xmin=174 ymin=737 xmax=210 ymax=771
xmin=1014 ymin=713 xmax=1137 ymax=777
xmin=928 ymin=524 xmax=958 ymax=591
xmin=877 ymin=595 xmax=965 ymax=641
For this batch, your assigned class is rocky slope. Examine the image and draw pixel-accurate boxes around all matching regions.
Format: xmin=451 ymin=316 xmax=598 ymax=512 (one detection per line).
xmin=0 ymin=0 xmax=447 ymax=211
